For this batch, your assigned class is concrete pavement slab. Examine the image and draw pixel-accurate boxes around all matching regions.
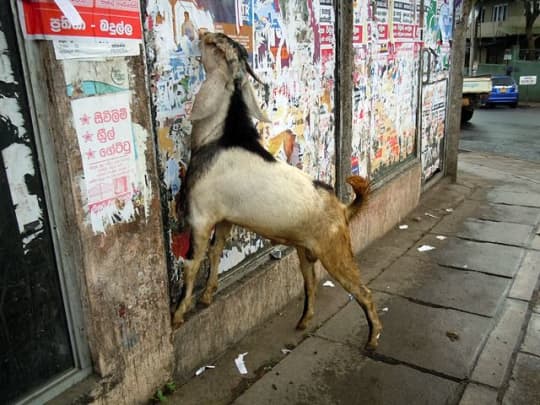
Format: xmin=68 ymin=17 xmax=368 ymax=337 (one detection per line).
xmin=413 ymin=237 xmax=524 ymax=278
xmin=431 ymin=200 xmax=484 ymax=235
xmin=471 ymin=299 xmax=528 ymax=388
xmin=502 ymin=353 xmax=540 ymax=405
xmin=458 ymin=219 xmax=534 ymax=247
xmin=476 ymin=204 xmax=540 ymax=226
xmin=487 ymin=190 xmax=540 ymax=208
xmin=357 ymin=245 xmax=407 ymax=284
xmin=233 ymin=337 xmax=462 ymax=405
xmin=459 ymin=383 xmax=498 ymax=405
xmin=316 ymin=295 xmax=492 ymax=379
xmin=521 ymin=313 xmax=540 ymax=357
xmin=531 ymin=235 xmax=540 ymax=250
xmin=508 ymin=251 xmax=540 ymax=301
xmin=370 ymin=256 xmax=509 ymax=317
xmin=167 ymin=280 xmax=351 ymax=405
xmin=432 ymin=201 xmax=540 ymax=234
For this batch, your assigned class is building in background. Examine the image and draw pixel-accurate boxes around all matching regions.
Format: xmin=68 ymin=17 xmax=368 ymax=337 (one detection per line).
xmin=467 ymin=0 xmax=540 ymax=64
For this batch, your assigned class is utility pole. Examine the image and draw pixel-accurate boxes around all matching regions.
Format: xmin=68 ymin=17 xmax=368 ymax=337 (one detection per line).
xmin=446 ymin=0 xmax=473 ymax=182
xmin=334 ymin=1 xmax=353 ymax=200
xmin=468 ymin=3 xmax=477 ymax=76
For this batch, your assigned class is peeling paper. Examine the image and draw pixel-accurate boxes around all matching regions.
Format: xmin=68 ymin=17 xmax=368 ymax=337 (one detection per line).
xmin=234 ymin=352 xmax=248 ymax=375
xmin=54 ymin=0 xmax=84 ymax=26
xmin=0 ymin=31 xmax=15 ymax=83
xmin=2 ymin=143 xmax=43 ymax=237
xmin=417 ymin=245 xmax=436 ymax=252
xmin=436 ymin=235 xmax=447 ymax=240
xmin=323 ymin=280 xmax=335 ymax=287
xmin=399 ymin=224 xmax=408 ymax=230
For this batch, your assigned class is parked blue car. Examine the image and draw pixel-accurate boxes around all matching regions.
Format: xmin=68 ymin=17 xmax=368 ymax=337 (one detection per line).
xmin=486 ymin=75 xmax=519 ymax=107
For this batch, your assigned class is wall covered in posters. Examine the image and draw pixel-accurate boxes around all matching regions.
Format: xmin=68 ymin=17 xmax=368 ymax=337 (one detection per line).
xmin=421 ymin=0 xmax=453 ymax=180
xmin=351 ymin=0 xmax=421 ymax=178
xmin=144 ymin=0 xmax=335 ymax=302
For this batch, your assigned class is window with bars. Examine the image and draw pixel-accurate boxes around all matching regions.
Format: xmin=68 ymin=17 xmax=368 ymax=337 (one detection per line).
xmin=492 ymin=4 xmax=508 ymax=22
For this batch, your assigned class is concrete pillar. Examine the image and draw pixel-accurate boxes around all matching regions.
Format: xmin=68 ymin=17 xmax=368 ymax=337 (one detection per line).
xmin=34 ymin=42 xmax=174 ymax=403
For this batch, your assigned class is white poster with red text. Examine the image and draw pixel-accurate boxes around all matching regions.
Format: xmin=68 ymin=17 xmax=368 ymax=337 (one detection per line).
xmin=71 ymin=92 xmax=137 ymax=215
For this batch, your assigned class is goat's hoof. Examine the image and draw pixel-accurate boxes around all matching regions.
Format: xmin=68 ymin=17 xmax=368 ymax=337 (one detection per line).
xmin=296 ymin=321 xmax=308 ymax=331
xmin=364 ymin=341 xmax=378 ymax=352
xmin=199 ymin=294 xmax=214 ymax=307
xmin=171 ymin=315 xmax=185 ymax=330
xmin=364 ymin=331 xmax=382 ymax=352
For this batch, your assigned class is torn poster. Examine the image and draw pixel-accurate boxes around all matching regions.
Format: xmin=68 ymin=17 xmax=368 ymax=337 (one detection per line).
xmin=71 ymin=91 xmax=138 ymax=233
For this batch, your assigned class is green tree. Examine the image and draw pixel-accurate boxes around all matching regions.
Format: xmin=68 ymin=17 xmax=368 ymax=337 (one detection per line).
xmin=523 ymin=0 xmax=540 ymax=59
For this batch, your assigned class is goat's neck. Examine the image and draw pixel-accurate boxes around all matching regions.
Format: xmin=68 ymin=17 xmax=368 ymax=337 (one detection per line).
xmin=190 ymin=77 xmax=232 ymax=150
xmin=191 ymin=118 xmax=227 ymax=151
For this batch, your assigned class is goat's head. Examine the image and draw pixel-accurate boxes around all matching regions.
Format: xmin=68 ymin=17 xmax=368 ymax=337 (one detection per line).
xmin=190 ymin=32 xmax=270 ymax=123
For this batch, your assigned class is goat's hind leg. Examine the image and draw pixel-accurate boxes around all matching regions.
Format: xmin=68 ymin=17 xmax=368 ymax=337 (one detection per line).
xmin=200 ymin=221 xmax=232 ymax=306
xmin=296 ymin=247 xmax=318 ymax=330
xmin=319 ymin=248 xmax=382 ymax=351
xmin=172 ymin=225 xmax=213 ymax=328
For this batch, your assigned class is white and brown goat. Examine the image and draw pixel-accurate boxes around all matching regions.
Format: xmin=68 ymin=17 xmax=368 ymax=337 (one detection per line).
xmin=173 ymin=32 xmax=382 ymax=350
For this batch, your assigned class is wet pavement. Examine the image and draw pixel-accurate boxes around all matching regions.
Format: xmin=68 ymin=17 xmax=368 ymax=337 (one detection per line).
xmin=460 ymin=105 xmax=540 ymax=162
xmin=168 ymin=152 xmax=540 ymax=405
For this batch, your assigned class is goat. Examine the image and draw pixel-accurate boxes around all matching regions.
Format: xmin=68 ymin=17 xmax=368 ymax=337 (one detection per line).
xmin=172 ymin=32 xmax=382 ymax=351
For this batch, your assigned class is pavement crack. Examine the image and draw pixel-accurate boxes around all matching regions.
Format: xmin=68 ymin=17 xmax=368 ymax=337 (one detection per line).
xmin=437 ymin=264 xmax=514 ymax=279
xmin=456 ymin=235 xmax=527 ymax=249
xmin=369 ymin=289 xmax=494 ymax=319
xmin=363 ymin=351 xmax=465 ymax=383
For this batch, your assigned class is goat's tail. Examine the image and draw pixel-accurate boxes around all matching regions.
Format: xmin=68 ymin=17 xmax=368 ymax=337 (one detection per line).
xmin=345 ymin=175 xmax=371 ymax=221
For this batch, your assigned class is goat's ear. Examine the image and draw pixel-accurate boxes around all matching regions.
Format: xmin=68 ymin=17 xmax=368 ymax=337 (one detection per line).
xmin=241 ymin=80 xmax=271 ymax=123
xmin=190 ymin=72 xmax=229 ymax=121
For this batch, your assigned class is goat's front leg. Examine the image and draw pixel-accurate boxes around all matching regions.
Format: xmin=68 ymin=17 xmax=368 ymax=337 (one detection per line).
xmin=172 ymin=226 xmax=212 ymax=328
xmin=200 ymin=221 xmax=232 ymax=306
xmin=296 ymin=247 xmax=318 ymax=330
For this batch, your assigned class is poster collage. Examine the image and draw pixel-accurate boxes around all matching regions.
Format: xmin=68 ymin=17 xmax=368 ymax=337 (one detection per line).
xmin=143 ymin=0 xmax=453 ymax=293
xmin=351 ymin=0 xmax=452 ymax=178
xmin=144 ymin=0 xmax=337 ymax=296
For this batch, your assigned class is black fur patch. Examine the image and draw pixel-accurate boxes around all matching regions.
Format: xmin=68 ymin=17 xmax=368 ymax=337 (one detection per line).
xmin=313 ymin=180 xmax=334 ymax=192
xmin=220 ymin=82 xmax=276 ymax=162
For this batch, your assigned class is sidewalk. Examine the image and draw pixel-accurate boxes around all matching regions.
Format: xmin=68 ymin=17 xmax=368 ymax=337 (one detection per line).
xmin=168 ymin=152 xmax=540 ymax=405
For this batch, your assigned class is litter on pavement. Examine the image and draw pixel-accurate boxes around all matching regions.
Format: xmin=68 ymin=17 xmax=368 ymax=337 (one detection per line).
xmin=323 ymin=280 xmax=335 ymax=287
xmin=399 ymin=224 xmax=409 ymax=229
xmin=417 ymin=245 xmax=436 ymax=252
xmin=195 ymin=365 xmax=215 ymax=376
xmin=235 ymin=352 xmax=249 ymax=375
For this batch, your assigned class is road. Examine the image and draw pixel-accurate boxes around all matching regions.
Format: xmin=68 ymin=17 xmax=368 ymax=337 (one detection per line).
xmin=460 ymin=104 xmax=540 ymax=162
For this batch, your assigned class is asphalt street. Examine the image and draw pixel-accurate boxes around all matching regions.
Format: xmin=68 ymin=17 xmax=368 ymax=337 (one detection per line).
xmin=460 ymin=104 xmax=540 ymax=162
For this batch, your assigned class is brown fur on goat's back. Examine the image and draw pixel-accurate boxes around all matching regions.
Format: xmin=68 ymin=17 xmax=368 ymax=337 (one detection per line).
xmin=346 ymin=175 xmax=371 ymax=221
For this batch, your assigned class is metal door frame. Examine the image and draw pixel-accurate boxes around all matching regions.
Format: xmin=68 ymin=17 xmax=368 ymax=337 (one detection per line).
xmin=8 ymin=2 xmax=92 ymax=403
